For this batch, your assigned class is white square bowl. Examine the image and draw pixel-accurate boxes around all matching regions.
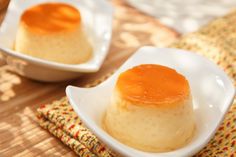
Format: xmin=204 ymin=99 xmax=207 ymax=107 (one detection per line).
xmin=0 ymin=0 xmax=113 ymax=82
xmin=66 ymin=47 xmax=235 ymax=157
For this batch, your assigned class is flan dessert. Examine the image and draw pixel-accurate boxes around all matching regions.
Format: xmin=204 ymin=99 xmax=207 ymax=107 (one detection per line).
xmin=15 ymin=3 xmax=92 ymax=64
xmin=104 ymin=64 xmax=195 ymax=152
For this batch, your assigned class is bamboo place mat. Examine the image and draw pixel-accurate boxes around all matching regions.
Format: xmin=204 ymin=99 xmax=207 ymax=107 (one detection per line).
xmin=0 ymin=0 xmax=179 ymax=156
xmin=37 ymin=9 xmax=236 ymax=157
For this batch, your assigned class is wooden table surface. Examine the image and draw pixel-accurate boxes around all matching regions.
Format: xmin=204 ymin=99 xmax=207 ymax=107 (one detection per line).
xmin=0 ymin=0 xmax=179 ymax=156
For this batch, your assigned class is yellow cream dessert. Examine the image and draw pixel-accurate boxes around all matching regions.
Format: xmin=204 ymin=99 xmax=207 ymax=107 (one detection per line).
xmin=15 ymin=3 xmax=92 ymax=64
xmin=104 ymin=64 xmax=195 ymax=152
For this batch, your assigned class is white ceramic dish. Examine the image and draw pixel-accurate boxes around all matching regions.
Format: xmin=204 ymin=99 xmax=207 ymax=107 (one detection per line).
xmin=66 ymin=47 xmax=235 ymax=157
xmin=0 ymin=0 xmax=113 ymax=82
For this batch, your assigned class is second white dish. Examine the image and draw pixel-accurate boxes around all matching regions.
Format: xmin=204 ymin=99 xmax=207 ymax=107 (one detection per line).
xmin=0 ymin=0 xmax=113 ymax=82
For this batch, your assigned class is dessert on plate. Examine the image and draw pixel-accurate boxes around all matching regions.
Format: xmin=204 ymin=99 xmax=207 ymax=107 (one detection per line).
xmin=104 ymin=64 xmax=195 ymax=152
xmin=15 ymin=2 xmax=92 ymax=64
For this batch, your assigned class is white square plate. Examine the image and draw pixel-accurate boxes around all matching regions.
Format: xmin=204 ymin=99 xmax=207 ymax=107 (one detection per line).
xmin=0 ymin=0 xmax=113 ymax=82
xmin=66 ymin=47 xmax=235 ymax=157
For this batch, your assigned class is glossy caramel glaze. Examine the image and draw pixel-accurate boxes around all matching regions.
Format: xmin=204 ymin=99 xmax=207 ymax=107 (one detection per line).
xmin=116 ymin=64 xmax=190 ymax=105
xmin=20 ymin=3 xmax=81 ymax=34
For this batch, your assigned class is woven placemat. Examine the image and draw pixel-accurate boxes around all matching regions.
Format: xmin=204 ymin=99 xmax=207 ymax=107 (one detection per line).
xmin=37 ymin=10 xmax=236 ymax=157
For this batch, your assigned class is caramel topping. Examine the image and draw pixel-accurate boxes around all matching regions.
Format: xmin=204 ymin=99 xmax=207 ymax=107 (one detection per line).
xmin=116 ymin=64 xmax=190 ymax=105
xmin=20 ymin=3 xmax=81 ymax=34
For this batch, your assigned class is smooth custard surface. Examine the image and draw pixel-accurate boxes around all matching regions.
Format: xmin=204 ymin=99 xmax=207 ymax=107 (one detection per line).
xmin=15 ymin=2 xmax=92 ymax=64
xmin=104 ymin=64 xmax=195 ymax=152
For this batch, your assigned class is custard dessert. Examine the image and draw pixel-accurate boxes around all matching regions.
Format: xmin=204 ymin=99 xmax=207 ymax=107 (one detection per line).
xmin=15 ymin=3 xmax=92 ymax=64
xmin=104 ymin=64 xmax=195 ymax=152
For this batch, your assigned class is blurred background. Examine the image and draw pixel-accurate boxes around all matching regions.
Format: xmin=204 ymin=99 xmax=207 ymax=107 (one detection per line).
xmin=1 ymin=0 xmax=236 ymax=33
xmin=126 ymin=0 xmax=236 ymax=33
xmin=0 ymin=0 xmax=10 ymax=24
